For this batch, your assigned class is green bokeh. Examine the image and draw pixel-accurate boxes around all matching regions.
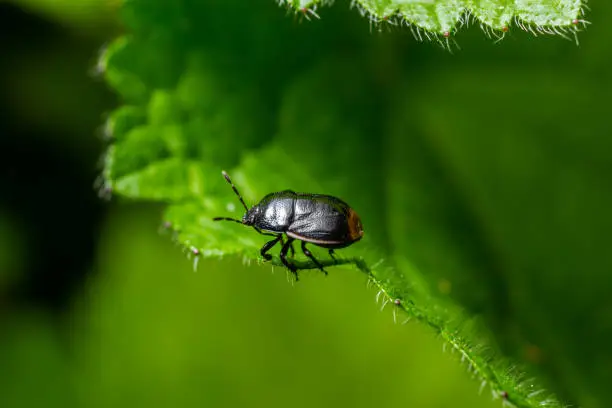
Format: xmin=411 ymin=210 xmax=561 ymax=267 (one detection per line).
xmin=83 ymin=207 xmax=498 ymax=408
xmin=0 ymin=207 xmax=499 ymax=408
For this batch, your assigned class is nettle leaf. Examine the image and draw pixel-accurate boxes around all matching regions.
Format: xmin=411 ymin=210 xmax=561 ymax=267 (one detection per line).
xmin=279 ymin=0 xmax=587 ymax=40
xmin=99 ymin=1 xmax=610 ymax=408
xmin=101 ymin=50 xmax=557 ymax=408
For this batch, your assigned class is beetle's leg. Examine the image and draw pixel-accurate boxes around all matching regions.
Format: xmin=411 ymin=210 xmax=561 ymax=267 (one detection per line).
xmin=280 ymin=238 xmax=299 ymax=281
xmin=301 ymin=241 xmax=328 ymax=276
xmin=277 ymin=236 xmax=295 ymax=258
xmin=260 ymin=235 xmax=282 ymax=261
xmin=328 ymin=249 xmax=336 ymax=261
xmin=254 ymin=226 xmax=278 ymax=238
xmin=254 ymin=227 xmax=291 ymax=259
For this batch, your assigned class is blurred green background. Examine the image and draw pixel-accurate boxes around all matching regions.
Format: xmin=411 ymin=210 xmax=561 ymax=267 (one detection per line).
xmin=1 ymin=1 xmax=611 ymax=408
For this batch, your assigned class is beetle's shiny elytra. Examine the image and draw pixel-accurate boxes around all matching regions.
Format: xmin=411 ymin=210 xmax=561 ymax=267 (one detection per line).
xmin=213 ymin=171 xmax=364 ymax=279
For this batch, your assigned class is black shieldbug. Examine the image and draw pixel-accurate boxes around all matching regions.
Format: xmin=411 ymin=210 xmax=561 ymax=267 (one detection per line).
xmin=213 ymin=171 xmax=364 ymax=279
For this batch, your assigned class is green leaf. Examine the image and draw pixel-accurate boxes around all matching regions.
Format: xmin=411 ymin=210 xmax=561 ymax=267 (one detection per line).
xmin=102 ymin=54 xmax=558 ymax=407
xmin=280 ymin=0 xmax=586 ymax=38
xmin=100 ymin=1 xmax=612 ymax=408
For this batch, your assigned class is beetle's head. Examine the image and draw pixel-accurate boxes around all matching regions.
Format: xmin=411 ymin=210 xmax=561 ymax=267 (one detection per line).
xmin=242 ymin=205 xmax=260 ymax=226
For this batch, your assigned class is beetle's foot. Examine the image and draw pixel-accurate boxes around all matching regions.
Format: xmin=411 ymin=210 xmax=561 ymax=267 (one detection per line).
xmin=315 ymin=263 xmax=329 ymax=276
xmin=311 ymin=263 xmax=327 ymax=276
xmin=262 ymin=253 xmax=272 ymax=261
xmin=285 ymin=266 xmax=299 ymax=281
xmin=314 ymin=262 xmax=327 ymax=275
xmin=328 ymin=249 xmax=337 ymax=262
xmin=301 ymin=243 xmax=327 ymax=274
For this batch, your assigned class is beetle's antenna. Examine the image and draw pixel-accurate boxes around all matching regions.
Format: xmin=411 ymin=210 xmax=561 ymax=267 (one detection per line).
xmin=212 ymin=217 xmax=243 ymax=224
xmin=221 ymin=170 xmax=249 ymax=212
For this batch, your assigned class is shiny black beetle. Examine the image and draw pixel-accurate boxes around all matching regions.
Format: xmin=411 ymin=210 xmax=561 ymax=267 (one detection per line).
xmin=213 ymin=171 xmax=364 ymax=279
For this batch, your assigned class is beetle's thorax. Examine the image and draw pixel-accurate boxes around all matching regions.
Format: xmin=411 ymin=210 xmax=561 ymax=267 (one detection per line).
xmin=245 ymin=194 xmax=296 ymax=233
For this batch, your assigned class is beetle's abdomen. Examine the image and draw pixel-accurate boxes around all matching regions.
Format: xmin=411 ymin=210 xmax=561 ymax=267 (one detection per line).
xmin=346 ymin=208 xmax=364 ymax=242
xmin=287 ymin=195 xmax=363 ymax=248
